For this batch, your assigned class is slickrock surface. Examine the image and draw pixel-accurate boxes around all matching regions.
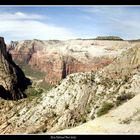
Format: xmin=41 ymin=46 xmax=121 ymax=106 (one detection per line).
xmin=56 ymin=93 xmax=140 ymax=134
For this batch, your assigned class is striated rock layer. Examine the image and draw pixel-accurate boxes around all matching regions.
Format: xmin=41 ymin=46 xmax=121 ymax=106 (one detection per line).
xmin=56 ymin=93 xmax=140 ymax=134
xmin=0 ymin=37 xmax=31 ymax=100
xmin=8 ymin=39 xmax=134 ymax=85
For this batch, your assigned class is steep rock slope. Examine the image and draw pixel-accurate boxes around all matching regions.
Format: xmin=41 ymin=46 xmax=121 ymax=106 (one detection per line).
xmin=0 ymin=44 xmax=140 ymax=134
xmin=0 ymin=37 xmax=31 ymax=100
xmin=56 ymin=93 xmax=140 ymax=134
xmin=9 ymin=39 xmax=132 ymax=85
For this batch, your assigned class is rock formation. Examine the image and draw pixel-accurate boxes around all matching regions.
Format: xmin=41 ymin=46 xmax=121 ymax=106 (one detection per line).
xmin=9 ymin=39 xmax=132 ymax=85
xmin=0 ymin=37 xmax=31 ymax=100
xmin=0 ymin=42 xmax=140 ymax=134
xmin=56 ymin=93 xmax=140 ymax=134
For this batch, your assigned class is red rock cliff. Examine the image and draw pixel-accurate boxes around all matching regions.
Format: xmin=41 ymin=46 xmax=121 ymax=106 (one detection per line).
xmin=9 ymin=40 xmax=116 ymax=85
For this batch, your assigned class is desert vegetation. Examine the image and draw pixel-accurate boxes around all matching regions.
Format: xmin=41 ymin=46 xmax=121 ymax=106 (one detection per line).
xmin=97 ymin=102 xmax=114 ymax=117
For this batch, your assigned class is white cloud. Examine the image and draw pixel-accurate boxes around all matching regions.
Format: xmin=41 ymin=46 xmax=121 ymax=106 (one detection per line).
xmin=0 ymin=12 xmax=44 ymax=20
xmin=0 ymin=12 xmax=76 ymax=43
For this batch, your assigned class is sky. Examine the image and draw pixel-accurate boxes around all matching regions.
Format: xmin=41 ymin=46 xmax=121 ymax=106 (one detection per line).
xmin=0 ymin=6 xmax=140 ymax=43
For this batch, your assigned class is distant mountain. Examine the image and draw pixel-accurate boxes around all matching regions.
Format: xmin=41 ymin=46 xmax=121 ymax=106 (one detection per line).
xmin=95 ymin=36 xmax=124 ymax=41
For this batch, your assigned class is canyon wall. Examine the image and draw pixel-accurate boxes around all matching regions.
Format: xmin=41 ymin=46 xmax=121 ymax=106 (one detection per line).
xmin=9 ymin=39 xmax=133 ymax=85
xmin=0 ymin=37 xmax=31 ymax=100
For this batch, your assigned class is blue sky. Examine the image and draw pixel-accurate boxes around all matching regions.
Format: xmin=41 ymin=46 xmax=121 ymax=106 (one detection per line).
xmin=0 ymin=6 xmax=140 ymax=43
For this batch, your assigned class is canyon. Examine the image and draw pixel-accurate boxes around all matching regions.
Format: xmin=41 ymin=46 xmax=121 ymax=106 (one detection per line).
xmin=0 ymin=36 xmax=140 ymax=134
xmin=8 ymin=38 xmax=133 ymax=85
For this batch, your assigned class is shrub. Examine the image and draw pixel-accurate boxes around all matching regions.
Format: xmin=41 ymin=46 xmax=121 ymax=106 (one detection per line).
xmin=116 ymin=93 xmax=134 ymax=106
xmin=97 ymin=102 xmax=114 ymax=117
xmin=25 ymin=86 xmax=43 ymax=98
xmin=120 ymin=118 xmax=132 ymax=124
xmin=115 ymin=100 xmax=122 ymax=106
xmin=83 ymin=79 xmax=88 ymax=84
xmin=86 ymin=105 xmax=91 ymax=114
xmin=50 ymin=96 xmax=54 ymax=98
xmin=81 ymin=117 xmax=87 ymax=123
xmin=16 ymin=113 xmax=20 ymax=117
xmin=65 ymin=104 xmax=69 ymax=110
xmin=124 ymin=76 xmax=129 ymax=83
xmin=117 ymin=93 xmax=134 ymax=101
xmin=90 ymin=73 xmax=95 ymax=82
xmin=51 ymin=111 xmax=57 ymax=118
xmin=37 ymin=88 xmax=44 ymax=94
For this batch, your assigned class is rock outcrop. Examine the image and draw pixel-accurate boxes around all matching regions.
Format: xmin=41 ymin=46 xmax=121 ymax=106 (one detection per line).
xmin=0 ymin=43 xmax=140 ymax=134
xmin=56 ymin=93 xmax=140 ymax=134
xmin=0 ymin=37 xmax=31 ymax=100
xmin=9 ymin=39 xmax=132 ymax=85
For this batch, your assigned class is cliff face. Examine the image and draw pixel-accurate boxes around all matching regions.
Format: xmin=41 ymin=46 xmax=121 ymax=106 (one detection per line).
xmin=43 ymin=55 xmax=112 ymax=85
xmin=0 ymin=37 xmax=31 ymax=100
xmin=9 ymin=39 xmax=130 ymax=85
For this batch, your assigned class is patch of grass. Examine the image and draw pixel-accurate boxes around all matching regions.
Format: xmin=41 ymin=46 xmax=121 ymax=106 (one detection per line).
xmin=97 ymin=102 xmax=114 ymax=117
